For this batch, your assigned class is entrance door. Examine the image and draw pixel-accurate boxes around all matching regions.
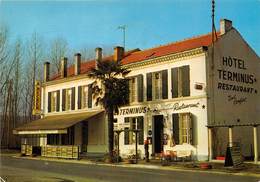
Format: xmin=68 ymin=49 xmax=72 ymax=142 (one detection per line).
xmin=82 ymin=121 xmax=88 ymax=152
xmin=153 ymin=115 xmax=164 ymax=154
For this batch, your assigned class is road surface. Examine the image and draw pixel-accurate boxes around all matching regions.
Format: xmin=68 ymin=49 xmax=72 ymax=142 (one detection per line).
xmin=0 ymin=155 xmax=259 ymax=182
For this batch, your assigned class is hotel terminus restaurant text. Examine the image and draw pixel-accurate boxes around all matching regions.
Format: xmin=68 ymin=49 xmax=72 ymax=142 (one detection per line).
xmin=14 ymin=19 xmax=260 ymax=163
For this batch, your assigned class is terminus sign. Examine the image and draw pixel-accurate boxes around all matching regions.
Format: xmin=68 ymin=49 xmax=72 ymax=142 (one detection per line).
xmin=116 ymin=102 xmax=200 ymax=115
xmin=217 ymin=56 xmax=257 ymax=94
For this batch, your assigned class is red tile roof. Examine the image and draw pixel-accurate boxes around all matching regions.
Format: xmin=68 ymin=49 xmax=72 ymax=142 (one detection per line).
xmin=50 ymin=32 xmax=219 ymax=81
xmin=121 ymin=32 xmax=219 ymax=65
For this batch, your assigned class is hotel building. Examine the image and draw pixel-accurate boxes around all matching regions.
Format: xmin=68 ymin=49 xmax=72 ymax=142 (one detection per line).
xmin=14 ymin=19 xmax=260 ymax=162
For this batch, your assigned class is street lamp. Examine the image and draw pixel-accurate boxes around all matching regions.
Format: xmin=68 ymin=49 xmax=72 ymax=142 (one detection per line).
xmin=132 ymin=129 xmax=140 ymax=164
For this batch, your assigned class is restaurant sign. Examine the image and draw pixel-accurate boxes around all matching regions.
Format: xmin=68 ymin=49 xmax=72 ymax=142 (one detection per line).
xmin=32 ymin=80 xmax=41 ymax=115
xmin=116 ymin=102 xmax=200 ymax=115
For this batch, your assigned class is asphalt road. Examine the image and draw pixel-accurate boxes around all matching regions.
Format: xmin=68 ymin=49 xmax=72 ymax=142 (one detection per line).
xmin=0 ymin=156 xmax=259 ymax=182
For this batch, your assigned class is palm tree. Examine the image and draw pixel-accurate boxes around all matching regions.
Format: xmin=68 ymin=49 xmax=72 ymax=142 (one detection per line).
xmin=88 ymin=59 xmax=130 ymax=160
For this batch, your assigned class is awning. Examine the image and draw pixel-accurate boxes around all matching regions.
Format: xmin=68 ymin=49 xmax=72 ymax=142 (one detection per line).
xmin=13 ymin=111 xmax=103 ymax=135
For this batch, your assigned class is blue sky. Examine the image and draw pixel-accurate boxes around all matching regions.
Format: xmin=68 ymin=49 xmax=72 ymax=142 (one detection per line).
xmin=0 ymin=0 xmax=259 ymax=56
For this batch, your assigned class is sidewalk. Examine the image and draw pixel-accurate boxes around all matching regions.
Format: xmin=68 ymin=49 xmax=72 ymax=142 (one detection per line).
xmin=2 ymin=151 xmax=259 ymax=178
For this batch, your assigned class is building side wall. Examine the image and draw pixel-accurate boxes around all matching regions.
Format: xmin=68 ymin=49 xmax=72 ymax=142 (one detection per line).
xmin=207 ymin=29 xmax=260 ymax=126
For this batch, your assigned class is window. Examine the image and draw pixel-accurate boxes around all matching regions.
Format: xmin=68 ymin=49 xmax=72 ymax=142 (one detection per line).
xmin=128 ymin=75 xmax=144 ymax=103
xmin=171 ymin=65 xmax=190 ymax=98
xmin=48 ymin=126 xmax=74 ymax=145
xmin=51 ymin=92 xmax=57 ymax=112
xmin=146 ymin=70 xmax=168 ymax=101
xmin=62 ymin=87 xmax=75 ymax=111
xmin=129 ymin=77 xmax=137 ymax=103
xmin=66 ymin=89 xmax=72 ymax=110
xmin=124 ymin=116 xmax=144 ymax=145
xmin=172 ymin=113 xmax=193 ymax=145
xmin=80 ymin=85 xmax=88 ymax=109
xmin=153 ymin=72 xmax=162 ymax=100
xmin=47 ymin=134 xmax=59 ymax=145
xmin=78 ymin=84 xmax=92 ymax=109
xmin=47 ymin=90 xmax=60 ymax=113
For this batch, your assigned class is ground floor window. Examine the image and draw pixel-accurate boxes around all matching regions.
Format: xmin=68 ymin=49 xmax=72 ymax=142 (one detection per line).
xmin=172 ymin=113 xmax=193 ymax=145
xmin=47 ymin=126 xmax=75 ymax=145
xmin=124 ymin=116 xmax=144 ymax=145
xmin=47 ymin=134 xmax=59 ymax=145
xmin=21 ymin=135 xmax=41 ymax=146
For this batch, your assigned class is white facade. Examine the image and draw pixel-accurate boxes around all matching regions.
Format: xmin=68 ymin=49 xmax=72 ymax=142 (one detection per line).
xmin=114 ymin=53 xmax=209 ymax=160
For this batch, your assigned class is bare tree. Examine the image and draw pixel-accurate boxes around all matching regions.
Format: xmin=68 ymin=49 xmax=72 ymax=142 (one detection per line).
xmin=1 ymin=38 xmax=23 ymax=148
xmin=21 ymin=32 xmax=44 ymax=122
xmin=0 ymin=25 xmax=15 ymax=94
xmin=49 ymin=37 xmax=68 ymax=73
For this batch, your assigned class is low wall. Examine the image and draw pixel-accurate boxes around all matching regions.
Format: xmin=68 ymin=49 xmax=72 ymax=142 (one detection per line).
xmin=41 ymin=145 xmax=79 ymax=159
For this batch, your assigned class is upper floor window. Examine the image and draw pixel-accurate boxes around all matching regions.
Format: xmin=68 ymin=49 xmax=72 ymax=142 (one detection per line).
xmin=47 ymin=90 xmax=60 ymax=113
xmin=129 ymin=77 xmax=137 ymax=103
xmin=128 ymin=74 xmax=143 ymax=103
xmin=62 ymin=87 xmax=75 ymax=111
xmin=78 ymin=84 xmax=92 ymax=109
xmin=171 ymin=65 xmax=190 ymax=98
xmin=147 ymin=70 xmax=168 ymax=101
xmin=153 ymin=72 xmax=162 ymax=100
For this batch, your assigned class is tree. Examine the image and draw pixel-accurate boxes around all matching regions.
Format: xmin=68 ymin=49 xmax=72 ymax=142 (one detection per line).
xmin=22 ymin=32 xmax=44 ymax=122
xmin=88 ymin=59 xmax=130 ymax=160
xmin=49 ymin=37 xmax=68 ymax=73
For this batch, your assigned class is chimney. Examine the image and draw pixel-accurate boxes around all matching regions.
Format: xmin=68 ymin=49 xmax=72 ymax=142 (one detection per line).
xmin=44 ymin=62 xmax=50 ymax=82
xmin=60 ymin=57 xmax=68 ymax=78
xmin=95 ymin=47 xmax=102 ymax=61
xmin=220 ymin=19 xmax=232 ymax=35
xmin=74 ymin=53 xmax=81 ymax=76
xmin=113 ymin=46 xmax=124 ymax=62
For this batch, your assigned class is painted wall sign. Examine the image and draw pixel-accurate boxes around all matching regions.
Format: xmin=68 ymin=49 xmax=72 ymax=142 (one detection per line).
xmin=117 ymin=102 xmax=200 ymax=115
xmin=217 ymin=56 xmax=257 ymax=95
xmin=228 ymin=95 xmax=247 ymax=105
xmin=209 ymin=30 xmax=260 ymax=125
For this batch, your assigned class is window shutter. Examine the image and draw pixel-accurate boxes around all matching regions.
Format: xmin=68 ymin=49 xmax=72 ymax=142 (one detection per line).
xmin=128 ymin=78 xmax=132 ymax=103
xmin=56 ymin=90 xmax=60 ymax=112
xmin=137 ymin=74 xmax=144 ymax=102
xmin=71 ymin=87 xmax=75 ymax=110
xmin=88 ymin=84 xmax=92 ymax=108
xmin=162 ymin=70 xmax=168 ymax=99
xmin=124 ymin=117 xmax=130 ymax=145
xmin=62 ymin=89 xmax=66 ymax=111
xmin=171 ymin=68 xmax=178 ymax=98
xmin=125 ymin=79 xmax=130 ymax=104
xmin=78 ymin=86 xmax=82 ymax=109
xmin=189 ymin=113 xmax=194 ymax=145
xmin=48 ymin=92 xmax=51 ymax=113
xmin=172 ymin=113 xmax=179 ymax=145
xmin=181 ymin=65 xmax=190 ymax=97
xmin=146 ymin=73 xmax=152 ymax=101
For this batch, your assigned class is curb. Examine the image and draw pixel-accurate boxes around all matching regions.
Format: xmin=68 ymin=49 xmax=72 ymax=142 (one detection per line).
xmin=10 ymin=155 xmax=260 ymax=178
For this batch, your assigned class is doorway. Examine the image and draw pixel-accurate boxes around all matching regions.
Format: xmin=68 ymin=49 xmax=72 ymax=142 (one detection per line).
xmin=153 ymin=115 xmax=164 ymax=154
xmin=82 ymin=121 xmax=88 ymax=153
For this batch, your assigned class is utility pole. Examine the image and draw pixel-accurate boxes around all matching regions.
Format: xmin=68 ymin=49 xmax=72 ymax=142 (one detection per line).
xmin=211 ymin=0 xmax=217 ymax=126
xmin=208 ymin=0 xmax=218 ymax=160
xmin=118 ymin=25 xmax=126 ymax=49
